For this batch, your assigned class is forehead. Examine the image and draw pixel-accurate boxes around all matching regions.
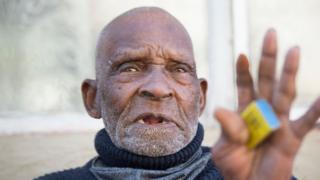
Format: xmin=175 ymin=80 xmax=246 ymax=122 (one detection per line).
xmin=97 ymin=9 xmax=195 ymax=65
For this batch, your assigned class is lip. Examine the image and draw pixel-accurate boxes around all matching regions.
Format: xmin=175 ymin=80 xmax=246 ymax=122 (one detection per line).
xmin=133 ymin=113 xmax=179 ymax=127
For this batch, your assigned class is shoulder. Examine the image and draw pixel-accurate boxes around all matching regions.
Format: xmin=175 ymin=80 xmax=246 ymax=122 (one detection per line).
xmin=35 ymin=160 xmax=96 ymax=180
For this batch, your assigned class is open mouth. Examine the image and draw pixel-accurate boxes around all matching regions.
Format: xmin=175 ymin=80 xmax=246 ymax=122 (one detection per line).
xmin=135 ymin=113 xmax=171 ymax=125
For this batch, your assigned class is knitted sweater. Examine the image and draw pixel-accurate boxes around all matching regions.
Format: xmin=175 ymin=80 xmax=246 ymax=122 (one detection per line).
xmin=35 ymin=124 xmax=223 ymax=180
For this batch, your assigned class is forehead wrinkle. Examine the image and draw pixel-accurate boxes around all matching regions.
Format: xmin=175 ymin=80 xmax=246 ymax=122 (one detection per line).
xmin=109 ymin=45 xmax=195 ymax=67
xmin=95 ymin=7 xmax=197 ymax=79
xmin=109 ymin=47 xmax=150 ymax=63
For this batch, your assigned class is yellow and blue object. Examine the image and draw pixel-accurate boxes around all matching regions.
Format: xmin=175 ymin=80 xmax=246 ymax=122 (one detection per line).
xmin=241 ymin=99 xmax=281 ymax=148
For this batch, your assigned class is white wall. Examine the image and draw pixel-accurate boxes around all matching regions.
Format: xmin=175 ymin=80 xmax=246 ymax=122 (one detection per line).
xmin=248 ymin=0 xmax=320 ymax=114
xmin=0 ymin=0 xmax=209 ymax=114
xmin=2 ymin=0 xmax=318 ymax=130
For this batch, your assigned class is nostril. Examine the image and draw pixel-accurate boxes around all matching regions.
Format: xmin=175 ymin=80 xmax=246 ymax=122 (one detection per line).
xmin=140 ymin=91 xmax=155 ymax=98
xmin=139 ymin=90 xmax=172 ymax=100
xmin=162 ymin=93 xmax=173 ymax=99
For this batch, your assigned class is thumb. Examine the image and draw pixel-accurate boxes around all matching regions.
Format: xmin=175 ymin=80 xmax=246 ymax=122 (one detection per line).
xmin=214 ymin=108 xmax=249 ymax=144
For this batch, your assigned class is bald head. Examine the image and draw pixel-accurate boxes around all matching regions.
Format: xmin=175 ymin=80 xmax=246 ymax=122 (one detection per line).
xmin=95 ymin=7 xmax=195 ymax=79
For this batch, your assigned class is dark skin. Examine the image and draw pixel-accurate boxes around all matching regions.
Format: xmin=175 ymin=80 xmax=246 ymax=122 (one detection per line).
xmin=81 ymin=7 xmax=320 ymax=179
xmin=82 ymin=7 xmax=207 ymax=157
xmin=212 ymin=29 xmax=320 ymax=179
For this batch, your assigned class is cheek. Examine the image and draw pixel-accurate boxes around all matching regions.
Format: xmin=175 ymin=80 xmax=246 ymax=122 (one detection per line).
xmin=100 ymin=80 xmax=139 ymax=119
xmin=175 ymin=84 xmax=201 ymax=119
xmin=172 ymin=74 xmax=196 ymax=86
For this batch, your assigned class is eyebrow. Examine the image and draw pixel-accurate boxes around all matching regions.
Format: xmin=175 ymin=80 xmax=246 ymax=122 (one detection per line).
xmin=109 ymin=46 xmax=193 ymax=67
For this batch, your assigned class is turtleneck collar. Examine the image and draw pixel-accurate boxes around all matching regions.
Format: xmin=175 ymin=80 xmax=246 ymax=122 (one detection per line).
xmin=94 ymin=124 xmax=204 ymax=170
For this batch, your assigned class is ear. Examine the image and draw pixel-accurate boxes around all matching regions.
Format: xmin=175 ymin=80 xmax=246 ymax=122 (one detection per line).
xmin=199 ymin=78 xmax=208 ymax=115
xmin=81 ymin=79 xmax=101 ymax=119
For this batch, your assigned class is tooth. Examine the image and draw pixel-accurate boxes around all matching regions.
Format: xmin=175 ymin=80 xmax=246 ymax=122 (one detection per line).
xmin=138 ymin=119 xmax=145 ymax=124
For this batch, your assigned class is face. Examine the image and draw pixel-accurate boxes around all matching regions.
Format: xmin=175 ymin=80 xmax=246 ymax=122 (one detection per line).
xmin=83 ymin=8 xmax=207 ymax=157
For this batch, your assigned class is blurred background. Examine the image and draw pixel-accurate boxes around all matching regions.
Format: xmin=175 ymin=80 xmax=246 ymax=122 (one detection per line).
xmin=0 ymin=0 xmax=319 ymax=179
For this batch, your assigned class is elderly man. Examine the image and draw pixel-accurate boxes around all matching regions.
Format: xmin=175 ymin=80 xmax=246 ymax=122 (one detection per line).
xmin=37 ymin=7 xmax=320 ymax=180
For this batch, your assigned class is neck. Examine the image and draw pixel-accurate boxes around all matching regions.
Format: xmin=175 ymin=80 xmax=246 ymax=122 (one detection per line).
xmin=94 ymin=123 xmax=204 ymax=170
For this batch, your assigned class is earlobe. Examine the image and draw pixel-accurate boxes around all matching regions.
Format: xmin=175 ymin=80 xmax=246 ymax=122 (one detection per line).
xmin=199 ymin=78 xmax=208 ymax=115
xmin=81 ymin=79 xmax=101 ymax=119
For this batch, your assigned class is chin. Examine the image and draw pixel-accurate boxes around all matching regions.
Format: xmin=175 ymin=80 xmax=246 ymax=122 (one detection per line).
xmin=116 ymin=123 xmax=197 ymax=157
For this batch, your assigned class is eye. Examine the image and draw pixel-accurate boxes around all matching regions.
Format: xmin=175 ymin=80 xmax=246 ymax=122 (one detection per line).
xmin=122 ymin=67 xmax=139 ymax=72
xmin=172 ymin=64 xmax=189 ymax=73
xmin=175 ymin=67 xmax=187 ymax=73
xmin=118 ymin=62 xmax=142 ymax=73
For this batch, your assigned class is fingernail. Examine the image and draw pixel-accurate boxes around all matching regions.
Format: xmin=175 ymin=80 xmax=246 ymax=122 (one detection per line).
xmin=291 ymin=46 xmax=300 ymax=54
xmin=267 ymin=28 xmax=276 ymax=34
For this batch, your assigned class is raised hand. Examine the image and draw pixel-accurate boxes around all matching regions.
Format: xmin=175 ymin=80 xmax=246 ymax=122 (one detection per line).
xmin=211 ymin=29 xmax=320 ymax=180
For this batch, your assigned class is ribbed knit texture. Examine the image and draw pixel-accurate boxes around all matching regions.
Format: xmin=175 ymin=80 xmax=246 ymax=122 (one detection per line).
xmin=95 ymin=124 xmax=204 ymax=170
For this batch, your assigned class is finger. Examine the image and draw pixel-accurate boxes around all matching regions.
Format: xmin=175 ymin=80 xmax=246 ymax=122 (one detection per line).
xmin=273 ymin=47 xmax=300 ymax=118
xmin=258 ymin=28 xmax=278 ymax=102
xmin=291 ymin=97 xmax=320 ymax=138
xmin=236 ymin=54 xmax=255 ymax=112
xmin=214 ymin=108 xmax=249 ymax=144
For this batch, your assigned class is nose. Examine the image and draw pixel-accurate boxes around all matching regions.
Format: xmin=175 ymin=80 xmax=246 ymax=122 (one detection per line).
xmin=138 ymin=68 xmax=173 ymax=101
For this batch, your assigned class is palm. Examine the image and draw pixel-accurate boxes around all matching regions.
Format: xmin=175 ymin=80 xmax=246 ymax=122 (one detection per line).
xmin=211 ymin=29 xmax=320 ymax=180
